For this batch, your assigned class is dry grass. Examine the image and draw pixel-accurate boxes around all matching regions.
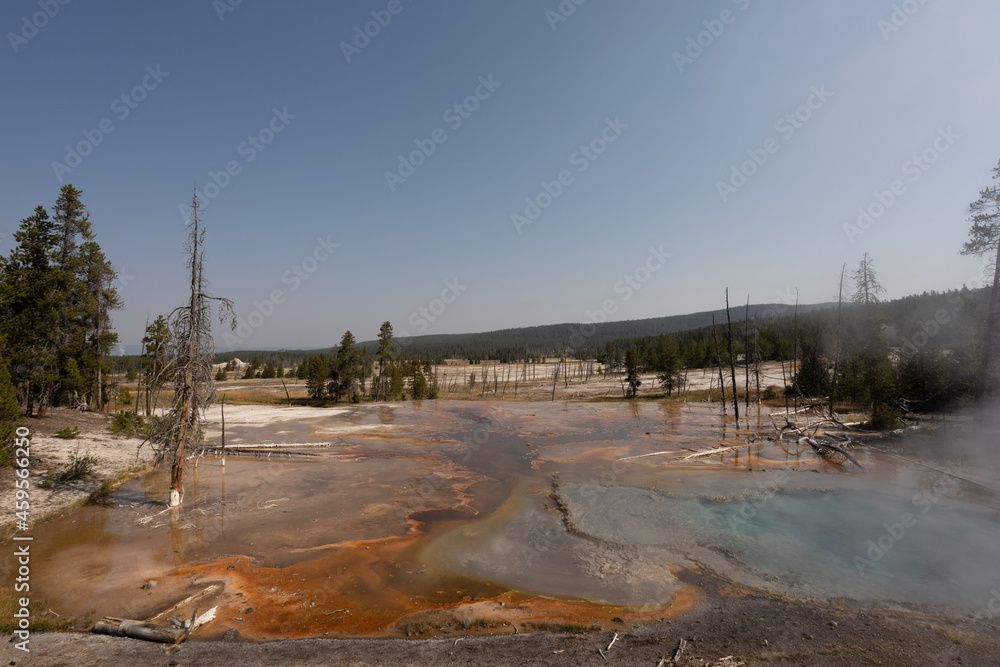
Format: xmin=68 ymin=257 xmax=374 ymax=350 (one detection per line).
xmin=0 ymin=589 xmax=76 ymax=633
xmin=524 ymin=621 xmax=602 ymax=633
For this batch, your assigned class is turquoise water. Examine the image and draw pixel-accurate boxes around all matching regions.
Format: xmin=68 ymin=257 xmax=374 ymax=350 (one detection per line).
xmin=563 ymin=483 xmax=1000 ymax=609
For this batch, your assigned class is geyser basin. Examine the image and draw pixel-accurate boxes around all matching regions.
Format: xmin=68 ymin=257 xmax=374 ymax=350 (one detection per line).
xmin=5 ymin=401 xmax=998 ymax=639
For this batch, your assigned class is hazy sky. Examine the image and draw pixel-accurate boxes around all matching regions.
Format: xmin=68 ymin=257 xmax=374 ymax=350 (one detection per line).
xmin=2 ymin=0 xmax=998 ymax=350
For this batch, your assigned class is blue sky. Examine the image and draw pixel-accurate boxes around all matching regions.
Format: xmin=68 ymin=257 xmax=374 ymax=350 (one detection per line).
xmin=2 ymin=0 xmax=998 ymax=350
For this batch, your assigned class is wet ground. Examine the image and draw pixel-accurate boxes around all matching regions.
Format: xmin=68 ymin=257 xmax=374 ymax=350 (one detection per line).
xmin=5 ymin=400 xmax=1000 ymax=645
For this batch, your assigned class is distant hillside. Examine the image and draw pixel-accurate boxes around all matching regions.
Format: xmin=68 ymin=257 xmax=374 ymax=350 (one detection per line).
xmin=355 ymin=302 xmax=837 ymax=360
xmin=116 ymin=287 xmax=988 ymax=369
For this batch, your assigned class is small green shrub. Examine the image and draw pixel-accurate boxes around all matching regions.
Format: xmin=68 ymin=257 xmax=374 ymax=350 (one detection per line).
xmin=871 ymin=405 xmax=903 ymax=430
xmin=39 ymin=452 xmax=100 ymax=487
xmin=54 ymin=426 xmax=80 ymax=439
xmin=114 ymin=387 xmax=133 ymax=406
xmin=108 ymin=411 xmax=149 ymax=438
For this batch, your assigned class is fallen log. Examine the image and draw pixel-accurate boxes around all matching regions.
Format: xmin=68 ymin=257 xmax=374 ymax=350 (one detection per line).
xmin=675 ymin=442 xmax=748 ymax=462
xmin=148 ymin=584 xmax=220 ymax=624
xmin=803 ymin=437 xmax=864 ymax=471
xmin=201 ymin=442 xmax=330 ymax=450
xmin=617 ymin=450 xmax=682 ymax=461
xmin=91 ymin=617 xmax=188 ymax=644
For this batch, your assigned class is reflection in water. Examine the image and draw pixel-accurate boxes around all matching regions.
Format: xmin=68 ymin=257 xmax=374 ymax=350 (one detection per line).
xmin=378 ymin=406 xmax=395 ymax=425
xmin=4 ymin=400 xmax=997 ymax=639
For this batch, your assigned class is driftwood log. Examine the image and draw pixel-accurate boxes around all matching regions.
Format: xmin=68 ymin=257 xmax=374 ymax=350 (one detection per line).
xmin=147 ymin=584 xmax=220 ymax=624
xmin=91 ymin=617 xmax=188 ymax=644
xmin=91 ymin=584 xmax=221 ymax=644
xmin=802 ymin=437 xmax=864 ymax=471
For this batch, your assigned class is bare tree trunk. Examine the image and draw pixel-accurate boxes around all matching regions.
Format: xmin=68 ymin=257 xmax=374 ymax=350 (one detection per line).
xmin=793 ymin=291 xmax=800 ymax=412
xmin=725 ymin=289 xmax=740 ymax=424
xmin=753 ymin=316 xmax=762 ymax=406
xmin=160 ymin=189 xmax=235 ymax=507
xmin=220 ymin=393 xmax=226 ymax=468
xmin=830 ymin=263 xmax=846 ymax=415
xmin=170 ymin=217 xmax=199 ymax=506
xmin=712 ymin=314 xmax=727 ymax=413
xmin=744 ymin=296 xmax=750 ymax=412
xmin=781 ymin=358 xmax=788 ymax=415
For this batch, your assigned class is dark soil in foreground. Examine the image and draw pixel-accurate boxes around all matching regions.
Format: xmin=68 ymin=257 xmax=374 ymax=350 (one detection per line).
xmin=5 ymin=570 xmax=998 ymax=666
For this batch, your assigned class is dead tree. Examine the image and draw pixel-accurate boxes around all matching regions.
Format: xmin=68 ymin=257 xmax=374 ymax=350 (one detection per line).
xmin=725 ymin=289 xmax=740 ymax=424
xmin=792 ymin=289 xmax=800 ymax=411
xmin=830 ymin=263 xmax=846 ymax=414
xmin=752 ymin=315 xmax=762 ymax=406
xmin=147 ymin=190 xmax=234 ymax=507
xmin=712 ymin=314 xmax=727 ymax=412
xmin=744 ymin=295 xmax=750 ymax=412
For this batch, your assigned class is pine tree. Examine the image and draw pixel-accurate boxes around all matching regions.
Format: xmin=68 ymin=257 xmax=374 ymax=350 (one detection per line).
xmin=375 ymin=322 xmax=395 ymax=401
xmin=961 ymin=158 xmax=1000 ymax=408
xmin=410 ymin=365 xmax=428 ymax=400
xmin=0 ymin=347 xmax=22 ymax=467
xmin=655 ymin=334 xmax=680 ymax=396
xmin=49 ymin=185 xmax=100 ymax=408
xmin=141 ymin=315 xmax=172 ymax=416
xmin=0 ymin=206 xmax=61 ymax=416
xmin=624 ymin=347 xmax=642 ymax=398
xmin=306 ymin=355 xmax=328 ymax=399
xmin=79 ymin=239 xmax=121 ymax=410
xmin=335 ymin=331 xmax=358 ymax=402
